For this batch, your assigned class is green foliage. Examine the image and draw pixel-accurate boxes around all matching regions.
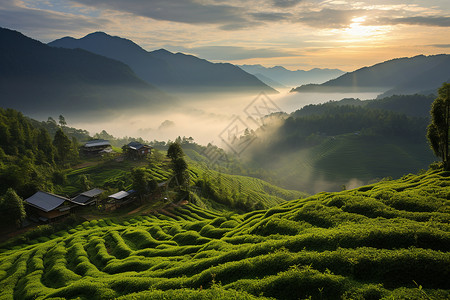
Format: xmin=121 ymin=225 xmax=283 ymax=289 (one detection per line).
xmin=427 ymin=82 xmax=450 ymax=169
xmin=0 ymin=188 xmax=26 ymax=227
xmin=1 ymin=169 xmax=450 ymax=299
xmin=167 ymin=142 xmax=184 ymax=161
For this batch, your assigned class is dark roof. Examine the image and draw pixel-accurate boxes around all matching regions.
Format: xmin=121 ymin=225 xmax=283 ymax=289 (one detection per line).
xmin=84 ymin=139 xmax=111 ymax=148
xmin=70 ymin=188 xmax=104 ymax=205
xmin=127 ymin=141 xmax=144 ymax=150
xmin=25 ymin=191 xmax=69 ymax=212
xmin=81 ymin=188 xmax=104 ymax=198
xmin=71 ymin=194 xmax=91 ymax=204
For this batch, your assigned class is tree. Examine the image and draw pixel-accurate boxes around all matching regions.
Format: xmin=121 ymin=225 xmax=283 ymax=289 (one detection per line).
xmin=427 ymin=83 xmax=450 ymax=170
xmin=167 ymin=142 xmax=184 ymax=160
xmin=173 ymin=157 xmax=189 ymax=187
xmin=0 ymin=188 xmax=26 ymax=227
xmin=58 ymin=115 xmax=67 ymax=127
xmin=53 ymin=128 xmax=72 ymax=162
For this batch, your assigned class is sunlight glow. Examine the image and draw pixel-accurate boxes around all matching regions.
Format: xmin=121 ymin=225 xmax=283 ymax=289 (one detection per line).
xmin=338 ymin=15 xmax=392 ymax=43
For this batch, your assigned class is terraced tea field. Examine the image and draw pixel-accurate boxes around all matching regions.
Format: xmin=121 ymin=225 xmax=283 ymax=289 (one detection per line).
xmin=1 ymin=169 xmax=450 ymax=299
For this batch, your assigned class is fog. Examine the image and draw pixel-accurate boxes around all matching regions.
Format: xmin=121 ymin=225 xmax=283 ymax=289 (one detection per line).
xmin=61 ymin=89 xmax=383 ymax=194
xmin=68 ymin=89 xmax=380 ymax=147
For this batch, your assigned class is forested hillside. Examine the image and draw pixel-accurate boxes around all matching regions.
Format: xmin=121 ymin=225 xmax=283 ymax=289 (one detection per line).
xmin=0 ymin=108 xmax=80 ymax=198
xmin=243 ymin=94 xmax=436 ymax=193
xmin=1 ymin=168 xmax=449 ymax=299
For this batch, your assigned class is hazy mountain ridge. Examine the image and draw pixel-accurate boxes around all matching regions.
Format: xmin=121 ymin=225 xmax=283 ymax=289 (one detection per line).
xmin=49 ymin=32 xmax=277 ymax=94
xmin=0 ymin=27 xmax=172 ymax=117
xmin=242 ymin=94 xmax=436 ymax=193
xmin=291 ymin=54 xmax=450 ymax=97
xmin=239 ymin=64 xmax=345 ymax=88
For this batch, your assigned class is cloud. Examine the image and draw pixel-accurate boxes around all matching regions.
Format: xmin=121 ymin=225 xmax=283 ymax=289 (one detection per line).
xmin=271 ymin=0 xmax=303 ymax=8
xmin=0 ymin=0 xmax=110 ymax=39
xmin=430 ymin=44 xmax=450 ymax=48
xmin=251 ymin=12 xmax=292 ymax=21
xmin=381 ymin=16 xmax=450 ymax=27
xmin=296 ymin=8 xmax=366 ymax=28
xmin=158 ymin=120 xmax=175 ymax=131
xmin=166 ymin=45 xmax=293 ymax=61
xmin=70 ymin=0 xmax=247 ymax=25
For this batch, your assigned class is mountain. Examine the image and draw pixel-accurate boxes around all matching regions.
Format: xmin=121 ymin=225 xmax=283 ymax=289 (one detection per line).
xmin=0 ymin=27 xmax=172 ymax=117
xmin=241 ymin=94 xmax=435 ymax=193
xmin=239 ymin=64 xmax=345 ymax=88
xmin=291 ymin=54 xmax=450 ymax=97
xmin=49 ymin=32 xmax=277 ymax=94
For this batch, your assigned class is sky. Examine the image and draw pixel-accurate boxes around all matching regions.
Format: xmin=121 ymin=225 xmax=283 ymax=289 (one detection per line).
xmin=1 ymin=0 xmax=449 ymax=71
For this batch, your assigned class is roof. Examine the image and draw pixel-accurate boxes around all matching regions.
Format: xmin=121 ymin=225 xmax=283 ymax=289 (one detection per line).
xmin=81 ymin=188 xmax=104 ymax=198
xmin=70 ymin=194 xmax=91 ymax=204
xmin=127 ymin=141 xmax=144 ymax=150
xmin=84 ymin=139 xmax=111 ymax=148
xmin=25 ymin=191 xmax=69 ymax=212
xmin=109 ymin=190 xmax=135 ymax=200
xmin=70 ymin=188 xmax=104 ymax=205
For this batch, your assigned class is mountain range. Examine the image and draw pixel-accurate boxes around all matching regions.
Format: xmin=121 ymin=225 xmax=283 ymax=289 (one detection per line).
xmin=238 ymin=64 xmax=344 ymax=88
xmin=49 ymin=32 xmax=276 ymax=94
xmin=291 ymin=54 xmax=450 ymax=97
xmin=0 ymin=27 xmax=172 ymax=117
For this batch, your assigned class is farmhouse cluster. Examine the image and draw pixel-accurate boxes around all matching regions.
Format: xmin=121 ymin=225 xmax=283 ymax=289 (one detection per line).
xmin=24 ymin=188 xmax=136 ymax=223
xmin=24 ymin=139 xmax=154 ymax=223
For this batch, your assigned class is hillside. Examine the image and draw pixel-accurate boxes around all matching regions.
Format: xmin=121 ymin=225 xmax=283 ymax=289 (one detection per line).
xmin=241 ymin=95 xmax=436 ymax=193
xmin=291 ymin=54 xmax=450 ymax=97
xmin=1 ymin=169 xmax=449 ymax=299
xmin=0 ymin=28 xmax=172 ymax=117
xmin=239 ymin=64 xmax=344 ymax=88
xmin=49 ymin=32 xmax=277 ymax=94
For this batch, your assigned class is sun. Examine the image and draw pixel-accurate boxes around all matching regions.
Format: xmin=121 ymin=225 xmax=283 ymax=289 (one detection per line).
xmin=338 ymin=15 xmax=391 ymax=43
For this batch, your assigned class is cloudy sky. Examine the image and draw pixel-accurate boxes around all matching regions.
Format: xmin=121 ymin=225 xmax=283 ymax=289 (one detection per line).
xmin=1 ymin=0 xmax=449 ymax=70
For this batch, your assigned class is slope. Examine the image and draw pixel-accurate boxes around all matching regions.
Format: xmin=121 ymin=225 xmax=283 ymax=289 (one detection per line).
xmin=1 ymin=169 xmax=449 ymax=299
xmin=49 ymin=32 xmax=277 ymax=94
xmin=242 ymin=96 xmax=436 ymax=193
xmin=0 ymin=27 xmax=172 ymax=117
xmin=291 ymin=54 xmax=450 ymax=96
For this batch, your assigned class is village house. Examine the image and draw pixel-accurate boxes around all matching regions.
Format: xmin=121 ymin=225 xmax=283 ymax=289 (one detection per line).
xmin=82 ymin=139 xmax=112 ymax=155
xmin=24 ymin=191 xmax=72 ymax=222
xmin=125 ymin=141 xmax=152 ymax=158
xmin=70 ymin=188 xmax=104 ymax=207
xmin=105 ymin=190 xmax=136 ymax=211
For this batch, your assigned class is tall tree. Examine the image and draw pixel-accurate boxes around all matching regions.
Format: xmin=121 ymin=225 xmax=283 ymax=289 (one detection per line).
xmin=53 ymin=128 xmax=72 ymax=162
xmin=0 ymin=188 xmax=26 ymax=227
xmin=427 ymin=83 xmax=450 ymax=170
xmin=167 ymin=142 xmax=184 ymax=160
xmin=58 ymin=115 xmax=67 ymax=127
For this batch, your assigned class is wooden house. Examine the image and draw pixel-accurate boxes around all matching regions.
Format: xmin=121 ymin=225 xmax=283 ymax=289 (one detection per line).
xmin=126 ymin=141 xmax=152 ymax=158
xmin=71 ymin=188 xmax=104 ymax=207
xmin=82 ymin=139 xmax=111 ymax=154
xmin=24 ymin=191 xmax=72 ymax=222
xmin=105 ymin=190 xmax=136 ymax=211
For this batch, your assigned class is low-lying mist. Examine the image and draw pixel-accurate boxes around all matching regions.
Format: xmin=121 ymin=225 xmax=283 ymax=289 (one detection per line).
xmin=67 ymin=89 xmax=380 ymax=146
xmin=40 ymin=89 xmax=383 ymax=194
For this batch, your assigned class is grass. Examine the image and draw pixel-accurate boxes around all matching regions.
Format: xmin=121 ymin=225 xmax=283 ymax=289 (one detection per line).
xmin=0 ymin=169 xmax=449 ymax=299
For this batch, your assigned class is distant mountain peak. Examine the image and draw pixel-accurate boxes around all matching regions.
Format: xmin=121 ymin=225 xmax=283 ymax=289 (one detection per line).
xmin=291 ymin=54 xmax=450 ymax=96
xmin=49 ymin=32 xmax=276 ymax=94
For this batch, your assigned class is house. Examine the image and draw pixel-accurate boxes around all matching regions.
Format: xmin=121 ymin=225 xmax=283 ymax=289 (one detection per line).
xmin=24 ymin=191 xmax=72 ymax=222
xmin=105 ymin=190 xmax=136 ymax=211
xmin=71 ymin=188 xmax=104 ymax=206
xmin=82 ymin=139 xmax=111 ymax=154
xmin=125 ymin=141 xmax=152 ymax=158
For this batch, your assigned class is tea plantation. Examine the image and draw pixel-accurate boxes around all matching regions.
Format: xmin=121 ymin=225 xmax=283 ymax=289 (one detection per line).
xmin=1 ymin=169 xmax=449 ymax=299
